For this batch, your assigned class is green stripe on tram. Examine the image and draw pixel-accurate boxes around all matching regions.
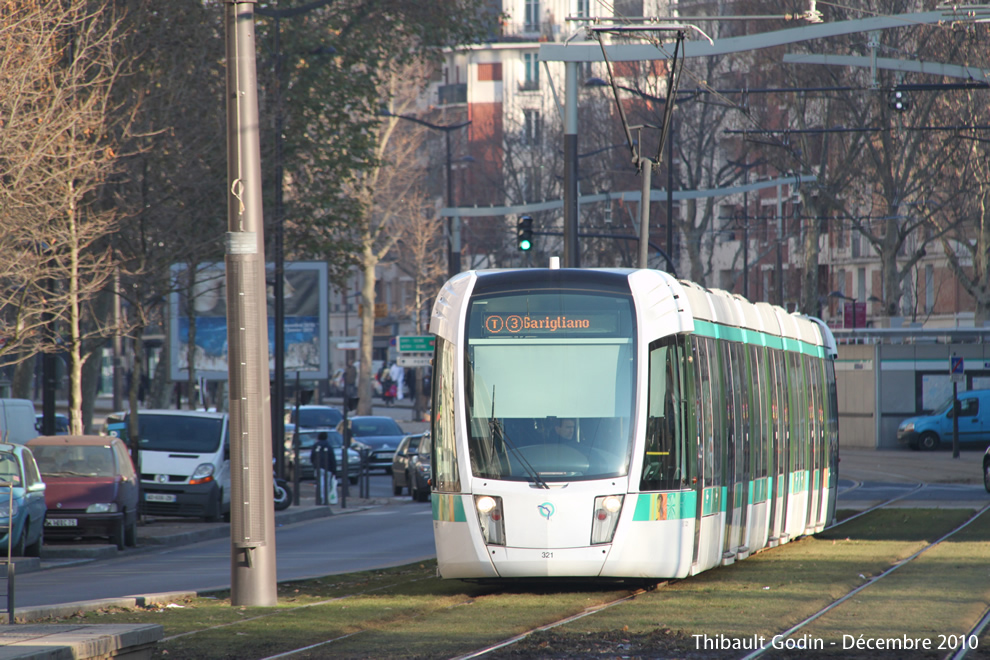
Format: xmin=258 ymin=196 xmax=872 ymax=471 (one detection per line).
xmin=692 ymin=319 xmax=823 ymax=357
xmin=432 ymin=492 xmax=468 ymax=522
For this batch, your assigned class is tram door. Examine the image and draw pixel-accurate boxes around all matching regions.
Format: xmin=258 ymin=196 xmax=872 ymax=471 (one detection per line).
xmin=807 ymin=358 xmax=825 ymax=529
xmin=770 ymin=351 xmax=790 ymax=541
xmin=721 ymin=342 xmax=745 ymax=561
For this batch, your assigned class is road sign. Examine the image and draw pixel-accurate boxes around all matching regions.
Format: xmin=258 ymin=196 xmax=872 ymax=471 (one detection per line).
xmin=397 ymin=352 xmax=432 ymax=367
xmin=397 ymin=335 xmax=435 ymax=352
xmin=951 ymin=356 xmax=964 ymax=374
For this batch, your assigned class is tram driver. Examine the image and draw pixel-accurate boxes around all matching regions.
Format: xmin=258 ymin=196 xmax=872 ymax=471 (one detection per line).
xmin=547 ymin=417 xmax=579 ymax=447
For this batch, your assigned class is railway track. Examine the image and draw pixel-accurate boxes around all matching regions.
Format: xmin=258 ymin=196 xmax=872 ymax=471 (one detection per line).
xmin=145 ymin=497 xmax=987 ymax=659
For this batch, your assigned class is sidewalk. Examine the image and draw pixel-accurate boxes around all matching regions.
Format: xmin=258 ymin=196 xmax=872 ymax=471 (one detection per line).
xmin=839 ymin=446 xmax=986 ymax=485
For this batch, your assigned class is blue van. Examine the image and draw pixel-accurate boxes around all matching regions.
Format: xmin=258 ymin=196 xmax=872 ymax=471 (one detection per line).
xmin=897 ymin=389 xmax=990 ymax=451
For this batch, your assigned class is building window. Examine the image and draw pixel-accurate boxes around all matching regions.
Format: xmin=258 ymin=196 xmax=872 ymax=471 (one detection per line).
xmin=523 ymin=109 xmax=541 ymax=146
xmin=575 ymin=0 xmax=589 ymax=18
xmin=925 ymin=264 xmax=934 ymax=313
xmin=525 ymin=0 xmax=540 ymax=32
xmin=521 ymin=53 xmax=539 ymax=91
xmin=613 ymin=0 xmax=642 ymax=17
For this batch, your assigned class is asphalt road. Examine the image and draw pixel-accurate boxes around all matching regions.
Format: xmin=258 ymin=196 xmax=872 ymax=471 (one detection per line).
xmin=12 ymin=494 xmax=436 ymax=609
xmin=8 ymin=444 xmax=988 ymax=616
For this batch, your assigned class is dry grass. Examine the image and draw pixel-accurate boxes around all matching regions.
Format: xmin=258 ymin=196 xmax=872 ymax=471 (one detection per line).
xmin=63 ymin=509 xmax=988 ymax=659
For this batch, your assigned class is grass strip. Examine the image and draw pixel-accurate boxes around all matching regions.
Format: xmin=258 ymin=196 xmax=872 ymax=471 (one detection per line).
xmin=62 ymin=509 xmax=981 ymax=659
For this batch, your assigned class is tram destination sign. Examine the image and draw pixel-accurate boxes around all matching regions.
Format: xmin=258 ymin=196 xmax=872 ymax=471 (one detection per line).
xmin=481 ymin=312 xmax=619 ymax=337
xmin=397 ymin=335 xmax=435 ymax=352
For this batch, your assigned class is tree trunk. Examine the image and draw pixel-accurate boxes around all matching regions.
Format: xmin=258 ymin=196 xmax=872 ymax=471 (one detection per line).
xmin=358 ymin=247 xmax=377 ymax=416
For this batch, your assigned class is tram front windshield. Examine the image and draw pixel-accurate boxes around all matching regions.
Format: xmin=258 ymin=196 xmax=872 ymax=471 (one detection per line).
xmin=465 ymin=287 xmax=635 ymax=482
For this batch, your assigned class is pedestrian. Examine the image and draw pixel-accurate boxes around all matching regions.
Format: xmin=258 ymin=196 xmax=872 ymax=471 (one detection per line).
xmin=344 ymin=361 xmax=358 ymax=412
xmin=311 ymin=431 xmax=338 ymax=505
xmin=389 ymin=361 xmax=405 ymax=401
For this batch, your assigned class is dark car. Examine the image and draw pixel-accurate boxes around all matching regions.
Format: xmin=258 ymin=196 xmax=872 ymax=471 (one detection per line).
xmin=340 ymin=416 xmax=406 ymax=473
xmin=35 ymin=413 xmax=70 ymax=435
xmin=391 ymin=432 xmax=431 ymax=502
xmin=284 ymin=428 xmax=361 ymax=484
xmin=285 ymin=405 xmax=343 ymax=431
xmin=28 ymin=435 xmax=139 ymax=550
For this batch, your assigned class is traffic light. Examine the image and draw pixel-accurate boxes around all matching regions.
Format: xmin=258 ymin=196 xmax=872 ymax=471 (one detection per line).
xmin=517 ymin=215 xmax=533 ymax=251
xmin=888 ymin=89 xmax=910 ymax=112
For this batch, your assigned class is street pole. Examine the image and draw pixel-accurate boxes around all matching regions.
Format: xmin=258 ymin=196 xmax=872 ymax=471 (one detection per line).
xmin=638 ymin=155 xmax=651 ymax=269
xmin=444 ymin=130 xmax=459 ymax=278
xmin=666 ymin=121 xmax=674 ymax=272
xmin=563 ymin=61 xmax=579 ymax=268
xmin=223 ymin=0 xmax=276 ymax=607
xmin=272 ymin=15 xmax=286 ymax=480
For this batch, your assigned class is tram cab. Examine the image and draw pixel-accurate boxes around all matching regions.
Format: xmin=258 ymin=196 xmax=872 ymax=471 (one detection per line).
xmin=429 ymin=267 xmax=838 ymax=580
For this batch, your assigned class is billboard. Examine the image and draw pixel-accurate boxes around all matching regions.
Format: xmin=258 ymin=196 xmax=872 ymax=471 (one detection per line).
xmin=169 ymin=262 xmax=329 ymax=381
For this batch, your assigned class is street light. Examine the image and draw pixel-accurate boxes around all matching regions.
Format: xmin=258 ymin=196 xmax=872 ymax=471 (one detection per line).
xmin=256 ymin=0 xmax=339 ymax=481
xmin=829 ymin=291 xmax=863 ymax=330
xmin=379 ymin=108 xmax=471 ymax=279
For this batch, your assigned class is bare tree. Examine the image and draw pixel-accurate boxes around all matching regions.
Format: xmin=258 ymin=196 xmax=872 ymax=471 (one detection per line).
xmin=350 ymin=63 xmax=437 ymax=414
xmin=0 ymin=0 xmax=129 ymax=434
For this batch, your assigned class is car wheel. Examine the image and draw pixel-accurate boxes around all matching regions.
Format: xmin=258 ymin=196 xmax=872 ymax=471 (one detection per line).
xmin=204 ymin=490 xmax=223 ymax=522
xmin=393 ymin=479 xmax=403 ymax=496
xmin=124 ymin=513 xmax=138 ymax=547
xmin=918 ymin=432 xmax=940 ymax=451
xmin=111 ymin=518 xmax=125 ymax=550
xmin=984 ymin=459 xmax=990 ymax=494
xmin=12 ymin=526 xmax=26 ymax=557
xmin=24 ymin=523 xmax=42 ymax=557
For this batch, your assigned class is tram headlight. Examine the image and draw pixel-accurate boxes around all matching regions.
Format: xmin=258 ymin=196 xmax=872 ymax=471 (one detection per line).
xmin=474 ymin=495 xmax=505 ymax=546
xmin=591 ymin=494 xmax=624 ymax=545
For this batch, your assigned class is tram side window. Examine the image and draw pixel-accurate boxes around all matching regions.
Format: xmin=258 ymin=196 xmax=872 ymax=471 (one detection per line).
xmin=702 ymin=337 xmax=719 ymax=488
xmin=431 ymin=337 xmax=461 ymax=492
xmin=641 ymin=336 xmax=686 ymax=490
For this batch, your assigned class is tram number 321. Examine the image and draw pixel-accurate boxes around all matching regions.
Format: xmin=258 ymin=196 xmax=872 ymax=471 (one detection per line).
xmin=542 ymin=552 xmax=553 ymax=559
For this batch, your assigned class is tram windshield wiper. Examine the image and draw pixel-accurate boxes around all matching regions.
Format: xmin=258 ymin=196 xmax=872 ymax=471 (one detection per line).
xmin=489 ymin=386 xmax=549 ymax=489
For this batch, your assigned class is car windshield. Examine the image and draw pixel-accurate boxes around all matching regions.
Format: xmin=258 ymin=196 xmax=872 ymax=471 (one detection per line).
xmin=293 ymin=408 xmax=342 ymax=428
xmin=296 ymin=430 xmax=344 ymax=449
xmin=32 ymin=445 xmax=115 ymax=477
xmin=0 ymin=453 xmax=21 ymax=486
xmin=351 ymin=418 xmax=403 ymax=436
xmin=132 ymin=414 xmax=224 ymax=453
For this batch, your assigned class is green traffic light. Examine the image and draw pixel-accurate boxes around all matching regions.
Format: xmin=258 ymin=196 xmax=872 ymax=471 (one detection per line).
xmin=519 ymin=239 xmax=532 ymax=251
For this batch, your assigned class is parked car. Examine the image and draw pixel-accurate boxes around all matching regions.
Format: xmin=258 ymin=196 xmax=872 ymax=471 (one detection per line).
xmin=27 ymin=434 xmax=139 ymax=549
xmin=339 ymin=416 xmax=406 ymax=473
xmin=0 ymin=442 xmax=46 ymax=557
xmin=984 ymin=445 xmax=990 ymax=493
xmin=284 ymin=428 xmax=361 ymax=484
xmin=391 ymin=432 xmax=431 ymax=502
xmin=285 ymin=405 xmax=343 ymax=431
xmin=0 ymin=398 xmax=39 ymax=444
xmin=107 ymin=410 xmax=230 ymax=521
xmin=35 ymin=413 xmax=70 ymax=435
xmin=897 ymin=389 xmax=990 ymax=450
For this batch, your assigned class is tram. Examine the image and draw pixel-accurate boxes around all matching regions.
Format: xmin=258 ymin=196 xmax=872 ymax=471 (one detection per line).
xmin=428 ymin=264 xmax=839 ymax=579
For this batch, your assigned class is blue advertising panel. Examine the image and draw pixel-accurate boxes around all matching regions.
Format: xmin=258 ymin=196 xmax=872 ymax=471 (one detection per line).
xmin=169 ymin=262 xmax=328 ymax=381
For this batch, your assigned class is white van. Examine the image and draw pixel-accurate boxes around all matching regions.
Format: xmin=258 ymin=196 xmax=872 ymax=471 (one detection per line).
xmin=0 ymin=398 xmax=39 ymax=444
xmin=108 ymin=410 xmax=230 ymax=521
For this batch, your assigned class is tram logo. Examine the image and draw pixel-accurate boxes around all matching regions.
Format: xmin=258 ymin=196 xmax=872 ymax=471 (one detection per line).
xmin=537 ymin=502 xmax=555 ymax=521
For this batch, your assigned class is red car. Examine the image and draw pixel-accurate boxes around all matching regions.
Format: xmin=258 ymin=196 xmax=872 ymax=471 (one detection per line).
xmin=27 ymin=435 xmax=139 ymax=550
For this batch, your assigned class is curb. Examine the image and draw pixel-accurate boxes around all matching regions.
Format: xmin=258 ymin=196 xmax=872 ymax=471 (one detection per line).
xmin=9 ymin=591 xmax=198 ymax=625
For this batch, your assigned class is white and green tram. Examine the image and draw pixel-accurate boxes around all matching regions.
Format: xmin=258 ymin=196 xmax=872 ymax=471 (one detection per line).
xmin=428 ymin=266 xmax=839 ymax=579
